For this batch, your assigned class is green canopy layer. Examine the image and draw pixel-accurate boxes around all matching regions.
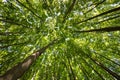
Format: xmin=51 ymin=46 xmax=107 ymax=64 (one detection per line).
xmin=0 ymin=0 xmax=120 ymax=80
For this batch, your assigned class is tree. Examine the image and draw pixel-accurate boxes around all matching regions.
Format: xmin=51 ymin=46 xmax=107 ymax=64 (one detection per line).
xmin=0 ymin=0 xmax=120 ymax=80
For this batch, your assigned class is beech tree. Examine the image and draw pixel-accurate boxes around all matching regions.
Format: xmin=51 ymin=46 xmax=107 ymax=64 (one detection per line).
xmin=0 ymin=0 xmax=120 ymax=80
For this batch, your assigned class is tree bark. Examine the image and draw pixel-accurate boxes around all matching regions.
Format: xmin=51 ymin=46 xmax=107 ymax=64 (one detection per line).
xmin=0 ymin=39 xmax=57 ymax=80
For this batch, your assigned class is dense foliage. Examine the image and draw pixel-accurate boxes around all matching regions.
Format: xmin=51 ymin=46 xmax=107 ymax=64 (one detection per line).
xmin=0 ymin=0 xmax=120 ymax=80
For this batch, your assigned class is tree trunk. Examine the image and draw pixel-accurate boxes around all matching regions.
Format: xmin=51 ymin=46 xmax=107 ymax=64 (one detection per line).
xmin=75 ymin=26 xmax=120 ymax=33
xmin=87 ymin=55 xmax=120 ymax=80
xmin=76 ymin=6 xmax=120 ymax=24
xmin=16 ymin=0 xmax=42 ymax=20
xmin=0 ymin=39 xmax=57 ymax=80
xmin=84 ymin=0 xmax=105 ymax=14
xmin=63 ymin=0 xmax=76 ymax=23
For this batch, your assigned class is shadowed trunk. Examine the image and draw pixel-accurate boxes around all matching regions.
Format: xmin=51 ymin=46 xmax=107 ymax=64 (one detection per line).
xmin=98 ymin=54 xmax=120 ymax=66
xmin=84 ymin=0 xmax=105 ymax=14
xmin=67 ymin=58 xmax=76 ymax=80
xmin=75 ymin=6 xmax=120 ymax=24
xmin=79 ymin=64 xmax=89 ymax=80
xmin=86 ymin=54 xmax=120 ymax=80
xmin=75 ymin=26 xmax=120 ymax=33
xmin=82 ymin=58 xmax=105 ymax=80
xmin=0 ymin=42 xmax=27 ymax=49
xmin=63 ymin=0 xmax=76 ymax=22
xmin=91 ymin=58 xmax=120 ymax=80
xmin=0 ymin=39 xmax=57 ymax=80
xmin=16 ymin=0 xmax=42 ymax=20
xmin=0 ymin=19 xmax=25 ymax=26
xmin=77 ymin=52 xmax=104 ymax=80
xmin=94 ymin=15 xmax=120 ymax=24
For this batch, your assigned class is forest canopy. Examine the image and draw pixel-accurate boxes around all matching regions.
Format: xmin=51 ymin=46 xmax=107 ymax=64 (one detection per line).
xmin=0 ymin=0 xmax=120 ymax=80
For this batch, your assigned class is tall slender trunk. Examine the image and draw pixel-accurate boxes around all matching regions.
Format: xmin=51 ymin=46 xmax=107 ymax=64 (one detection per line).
xmin=86 ymin=54 xmax=120 ymax=80
xmin=84 ymin=0 xmax=105 ymax=14
xmin=75 ymin=26 xmax=120 ymax=33
xmin=16 ymin=0 xmax=42 ymax=20
xmin=0 ymin=42 xmax=27 ymax=49
xmin=0 ymin=19 xmax=25 ymax=26
xmin=67 ymin=58 xmax=76 ymax=80
xmin=63 ymin=0 xmax=76 ymax=23
xmin=91 ymin=58 xmax=120 ymax=80
xmin=75 ymin=6 xmax=120 ymax=24
xmin=95 ymin=15 xmax=120 ymax=24
xmin=82 ymin=58 xmax=105 ymax=80
xmin=0 ymin=39 xmax=57 ymax=80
